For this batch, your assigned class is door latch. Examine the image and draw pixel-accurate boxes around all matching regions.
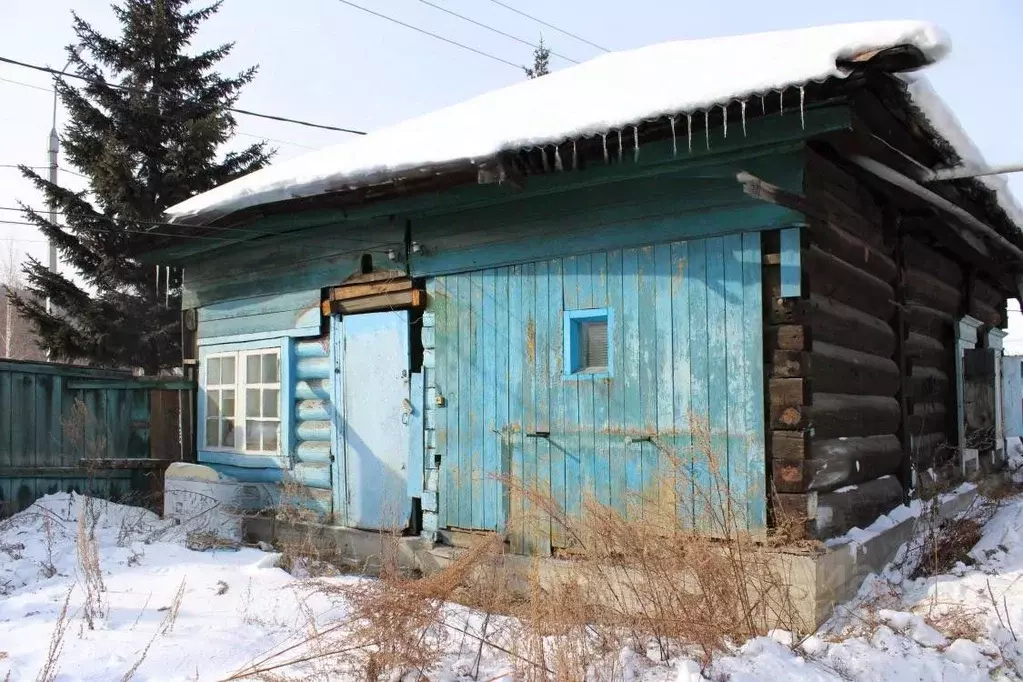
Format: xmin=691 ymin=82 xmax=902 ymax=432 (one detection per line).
xmin=401 ymin=398 xmax=413 ymax=425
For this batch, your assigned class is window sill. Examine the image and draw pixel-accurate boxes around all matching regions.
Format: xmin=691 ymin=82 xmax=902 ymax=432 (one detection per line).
xmin=198 ymin=449 xmax=289 ymax=469
xmin=563 ymin=369 xmax=611 ymax=380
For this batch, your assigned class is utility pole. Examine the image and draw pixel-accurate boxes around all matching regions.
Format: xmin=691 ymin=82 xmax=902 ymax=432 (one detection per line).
xmin=45 ymin=51 xmax=80 ymax=316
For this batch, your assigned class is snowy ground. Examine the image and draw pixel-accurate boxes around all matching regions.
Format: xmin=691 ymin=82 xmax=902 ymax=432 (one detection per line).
xmin=3 ymin=492 xmax=1023 ymax=681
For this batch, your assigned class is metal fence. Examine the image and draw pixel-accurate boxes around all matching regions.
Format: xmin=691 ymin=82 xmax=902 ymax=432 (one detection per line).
xmin=0 ymin=359 xmax=195 ymax=517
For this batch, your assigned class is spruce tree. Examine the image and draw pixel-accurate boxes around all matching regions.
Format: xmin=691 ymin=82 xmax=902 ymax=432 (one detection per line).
xmin=524 ymin=36 xmax=551 ymax=79
xmin=10 ymin=0 xmax=272 ymax=373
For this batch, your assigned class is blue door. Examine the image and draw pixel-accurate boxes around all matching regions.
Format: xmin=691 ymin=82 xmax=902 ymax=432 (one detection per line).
xmin=334 ymin=311 xmax=412 ymax=530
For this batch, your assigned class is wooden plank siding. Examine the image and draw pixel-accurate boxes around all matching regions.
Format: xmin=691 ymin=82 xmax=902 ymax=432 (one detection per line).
xmin=429 ymin=235 xmax=766 ymax=551
xmin=0 ymin=360 xmax=182 ymax=517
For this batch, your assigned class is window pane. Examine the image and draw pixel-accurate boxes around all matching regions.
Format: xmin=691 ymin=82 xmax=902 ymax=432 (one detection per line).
xmin=262 ymin=389 xmax=279 ymax=418
xmin=206 ymin=391 xmax=219 ymax=418
xmin=262 ymin=353 xmax=278 ymax=384
xmin=222 ymin=390 xmax=235 ymax=417
xmin=581 ymin=320 xmax=609 ymax=370
xmin=205 ymin=419 xmax=219 ymax=447
xmin=246 ymin=389 xmax=260 ymax=417
xmin=246 ymin=355 xmax=261 ymax=384
xmin=222 ymin=356 xmax=236 ymax=384
xmin=207 ymin=357 xmax=221 ymax=385
xmin=222 ymin=419 xmax=235 ymax=448
xmin=263 ymin=424 xmax=279 ymax=452
xmin=245 ymin=420 xmax=261 ymax=450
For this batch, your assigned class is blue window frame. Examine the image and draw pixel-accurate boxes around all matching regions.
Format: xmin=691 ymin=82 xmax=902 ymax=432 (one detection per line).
xmin=563 ymin=308 xmax=612 ymax=378
xmin=197 ymin=337 xmax=291 ymax=469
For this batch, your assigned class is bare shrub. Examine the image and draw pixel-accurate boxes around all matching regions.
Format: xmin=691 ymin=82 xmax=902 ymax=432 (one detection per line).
xmin=271 ymin=480 xmax=343 ymax=578
xmin=35 ymin=587 xmax=73 ymax=682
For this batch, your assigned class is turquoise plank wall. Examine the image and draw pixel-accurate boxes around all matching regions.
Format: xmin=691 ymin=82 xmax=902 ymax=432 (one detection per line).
xmin=426 ymin=234 xmax=765 ymax=550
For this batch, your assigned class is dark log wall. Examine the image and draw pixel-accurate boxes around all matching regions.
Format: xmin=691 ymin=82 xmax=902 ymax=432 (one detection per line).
xmin=768 ymin=146 xmax=1011 ymax=540
xmin=770 ymin=149 xmax=904 ymax=538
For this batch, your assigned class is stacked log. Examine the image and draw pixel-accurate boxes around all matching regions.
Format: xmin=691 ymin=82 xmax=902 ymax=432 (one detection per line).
xmin=770 ymin=150 xmax=904 ymax=538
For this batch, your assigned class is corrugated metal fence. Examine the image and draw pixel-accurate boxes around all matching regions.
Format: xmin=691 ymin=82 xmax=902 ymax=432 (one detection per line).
xmin=0 ymin=359 xmax=195 ymax=517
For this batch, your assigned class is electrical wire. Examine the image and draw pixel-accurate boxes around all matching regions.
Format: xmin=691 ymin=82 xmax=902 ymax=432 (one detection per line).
xmin=412 ymin=0 xmax=579 ymax=64
xmin=484 ymin=0 xmax=610 ymax=53
xmin=0 ymin=55 xmax=367 ymax=135
xmin=334 ymin=0 xmax=523 ymax=70
xmin=0 ymin=75 xmax=52 ymax=93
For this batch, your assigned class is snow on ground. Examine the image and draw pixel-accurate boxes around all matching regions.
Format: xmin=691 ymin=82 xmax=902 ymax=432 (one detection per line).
xmin=3 ymin=491 xmax=1023 ymax=681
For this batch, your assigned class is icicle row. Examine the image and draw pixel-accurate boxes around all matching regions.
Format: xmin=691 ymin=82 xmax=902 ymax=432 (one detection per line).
xmin=633 ymin=126 xmax=639 ymax=162
xmin=704 ymin=110 xmax=710 ymax=150
xmin=799 ymin=85 xmax=805 ymax=130
xmin=669 ymin=116 xmax=677 ymax=156
xmin=741 ymin=100 xmax=747 ymax=137
xmin=686 ymin=113 xmax=693 ymax=153
xmin=554 ymin=145 xmax=563 ymax=171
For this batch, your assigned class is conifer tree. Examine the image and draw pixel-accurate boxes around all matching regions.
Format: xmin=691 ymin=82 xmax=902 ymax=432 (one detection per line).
xmin=11 ymin=0 xmax=272 ymax=373
xmin=524 ymin=36 xmax=551 ymax=79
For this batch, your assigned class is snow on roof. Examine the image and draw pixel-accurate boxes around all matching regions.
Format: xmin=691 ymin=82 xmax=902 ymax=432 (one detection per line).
xmin=901 ymin=76 xmax=1023 ymax=231
xmin=166 ymin=20 xmax=951 ymax=225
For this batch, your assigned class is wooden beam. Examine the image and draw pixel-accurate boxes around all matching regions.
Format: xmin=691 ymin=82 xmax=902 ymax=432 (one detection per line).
xmin=329 ymin=278 xmax=413 ymax=301
xmin=327 ymin=289 xmax=425 ymax=314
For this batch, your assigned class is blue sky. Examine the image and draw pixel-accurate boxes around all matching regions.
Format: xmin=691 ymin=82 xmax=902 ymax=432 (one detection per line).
xmin=2 ymin=0 xmax=1023 ymax=339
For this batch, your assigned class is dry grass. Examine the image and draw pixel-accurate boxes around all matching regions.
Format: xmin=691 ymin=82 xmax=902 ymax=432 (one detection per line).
xmin=228 ymin=422 xmax=809 ymax=680
xmin=158 ymin=578 xmax=187 ymax=636
xmin=76 ymin=497 xmax=106 ymax=630
xmin=35 ymin=587 xmax=73 ymax=682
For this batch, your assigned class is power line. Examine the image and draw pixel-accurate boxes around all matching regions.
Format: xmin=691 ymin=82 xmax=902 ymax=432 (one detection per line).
xmin=484 ymin=0 xmax=610 ymax=53
xmin=413 ymin=0 xmax=579 ymax=64
xmin=0 ymin=55 xmax=367 ymax=135
xmin=334 ymin=0 xmax=523 ymax=70
xmin=0 ymin=205 xmax=387 ymax=245
xmin=1 ymin=164 xmax=89 ymax=180
xmin=236 ymin=131 xmax=317 ymax=150
xmin=0 ymin=75 xmax=52 ymax=93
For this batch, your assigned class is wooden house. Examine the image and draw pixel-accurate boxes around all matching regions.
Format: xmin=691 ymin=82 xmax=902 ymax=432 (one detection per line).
xmin=149 ymin=21 xmax=1023 ymax=549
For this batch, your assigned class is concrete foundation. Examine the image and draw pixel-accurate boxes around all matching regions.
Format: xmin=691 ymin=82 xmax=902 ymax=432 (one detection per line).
xmin=240 ymin=482 xmax=985 ymax=631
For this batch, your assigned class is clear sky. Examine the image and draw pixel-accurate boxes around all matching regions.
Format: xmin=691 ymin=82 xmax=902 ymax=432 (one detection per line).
xmin=2 ymin=0 xmax=1023 ymax=343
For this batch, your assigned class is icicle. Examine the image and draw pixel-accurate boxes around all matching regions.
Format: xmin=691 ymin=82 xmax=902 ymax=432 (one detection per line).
xmin=760 ymin=94 xmax=766 ymax=115
xmin=572 ymin=139 xmax=578 ymax=170
xmin=155 ymin=265 xmax=160 ymax=303
xmin=741 ymin=100 xmax=747 ymax=137
xmin=540 ymin=147 xmax=549 ymax=172
xmin=721 ymin=104 xmax=728 ymax=138
xmin=779 ymin=88 xmax=784 ymax=115
xmin=617 ymin=129 xmax=623 ymax=163
xmin=669 ymin=116 xmax=677 ymax=156
xmin=633 ymin=126 xmax=639 ymax=162
xmin=165 ymin=266 xmax=170 ymax=308
xmin=686 ymin=113 xmax=693 ymax=153
xmin=704 ymin=110 xmax=710 ymax=150
xmin=554 ymin=145 xmax=563 ymax=171
xmin=799 ymin=85 xmax=805 ymax=130
xmin=602 ymin=133 xmax=608 ymax=164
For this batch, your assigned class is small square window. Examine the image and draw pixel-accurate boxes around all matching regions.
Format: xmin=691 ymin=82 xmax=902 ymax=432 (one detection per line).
xmin=564 ymin=308 xmax=612 ymax=377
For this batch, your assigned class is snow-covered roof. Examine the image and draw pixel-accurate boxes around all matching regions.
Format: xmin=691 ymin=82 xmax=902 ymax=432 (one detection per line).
xmin=166 ymin=20 xmax=961 ymax=226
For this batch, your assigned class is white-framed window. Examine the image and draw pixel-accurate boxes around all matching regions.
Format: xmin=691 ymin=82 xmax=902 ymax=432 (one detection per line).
xmin=203 ymin=347 xmax=281 ymax=454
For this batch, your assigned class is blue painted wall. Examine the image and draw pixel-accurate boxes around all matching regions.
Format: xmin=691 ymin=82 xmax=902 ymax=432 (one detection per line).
xmin=424 ymin=234 xmax=766 ymax=551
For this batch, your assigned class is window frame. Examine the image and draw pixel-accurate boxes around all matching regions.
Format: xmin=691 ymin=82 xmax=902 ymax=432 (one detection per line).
xmin=563 ymin=307 xmax=613 ymax=379
xmin=198 ymin=337 xmax=290 ymax=469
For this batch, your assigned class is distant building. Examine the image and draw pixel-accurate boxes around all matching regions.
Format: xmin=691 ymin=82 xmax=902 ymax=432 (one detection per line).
xmin=0 ymin=285 xmax=47 ymax=362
